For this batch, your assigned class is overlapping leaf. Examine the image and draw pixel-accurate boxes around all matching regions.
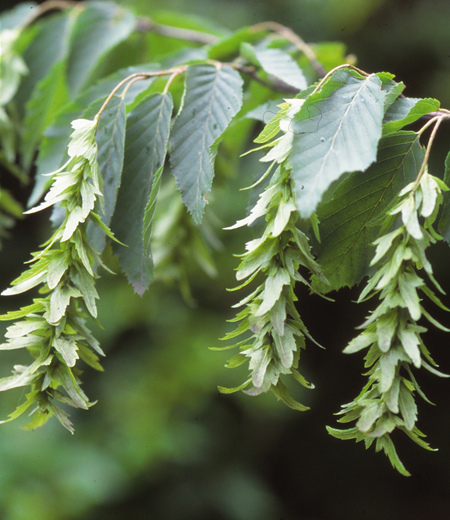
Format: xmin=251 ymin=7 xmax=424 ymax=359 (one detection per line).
xmin=111 ymin=92 xmax=173 ymax=294
xmin=313 ymin=131 xmax=424 ymax=291
xmin=20 ymin=60 xmax=69 ymax=170
xmin=14 ymin=11 xmax=72 ymax=112
xmin=289 ymin=69 xmax=386 ymax=218
xmin=170 ymin=63 xmax=243 ymax=224
xmin=240 ymin=43 xmax=307 ymax=91
xmin=66 ymin=1 xmax=135 ymax=95
xmin=86 ymin=95 xmax=126 ymax=253
xmin=383 ymin=97 xmax=440 ymax=135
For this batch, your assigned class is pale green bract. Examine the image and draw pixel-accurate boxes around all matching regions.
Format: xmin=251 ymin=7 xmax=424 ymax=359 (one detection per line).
xmin=327 ymin=169 xmax=450 ymax=476
xmin=219 ymin=100 xmax=327 ymax=408
xmin=0 ymin=115 xmax=112 ymax=433
xmin=220 ymin=164 xmax=326 ymax=409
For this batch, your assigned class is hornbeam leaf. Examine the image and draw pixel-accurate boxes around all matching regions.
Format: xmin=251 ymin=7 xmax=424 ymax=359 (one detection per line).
xmin=66 ymin=2 xmax=135 ymax=95
xmin=383 ymin=97 xmax=440 ymax=135
xmin=14 ymin=11 xmax=72 ymax=114
xmin=170 ymin=63 xmax=243 ymax=224
xmin=20 ymin=60 xmax=69 ymax=170
xmin=111 ymin=92 xmax=173 ymax=295
xmin=87 ymin=95 xmax=126 ymax=253
xmin=289 ymin=69 xmax=386 ymax=218
xmin=313 ymin=132 xmax=424 ymax=292
xmin=241 ymin=43 xmax=307 ymax=91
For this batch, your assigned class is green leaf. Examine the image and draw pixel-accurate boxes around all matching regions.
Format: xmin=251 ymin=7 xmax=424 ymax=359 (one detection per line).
xmin=357 ymin=402 xmax=384 ymax=432
xmin=86 ymin=95 xmax=126 ymax=253
xmin=54 ymin=365 xmax=89 ymax=409
xmin=313 ymin=132 xmax=423 ymax=292
xmin=208 ymin=26 xmax=265 ymax=60
xmin=218 ymin=378 xmax=251 ymax=394
xmin=378 ymin=435 xmax=411 ymax=477
xmin=170 ymin=63 xmax=243 ymax=224
xmin=289 ymin=69 xmax=386 ymax=218
xmin=20 ymin=59 xmax=69 ymax=170
xmin=53 ymin=335 xmax=79 ymax=368
xmin=383 ymin=97 xmax=440 ymax=135
xmin=111 ymin=92 xmax=173 ymax=295
xmin=66 ymin=2 xmax=135 ymax=95
xmin=271 ymin=379 xmax=309 ymax=411
xmin=14 ymin=12 xmax=72 ymax=114
xmin=398 ymin=384 xmax=417 ymax=431
xmin=71 ymin=267 xmax=99 ymax=318
xmin=0 ymin=301 xmax=44 ymax=321
xmin=241 ymin=43 xmax=307 ymax=91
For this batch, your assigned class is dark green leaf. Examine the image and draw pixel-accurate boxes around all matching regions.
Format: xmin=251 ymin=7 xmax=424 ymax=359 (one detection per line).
xmin=91 ymin=95 xmax=127 ymax=241
xmin=313 ymin=132 xmax=423 ymax=292
xmin=111 ymin=92 xmax=173 ymax=295
xmin=66 ymin=2 xmax=135 ymax=95
xmin=290 ymin=69 xmax=386 ymax=218
xmin=170 ymin=64 xmax=243 ymax=224
xmin=208 ymin=26 xmax=264 ymax=60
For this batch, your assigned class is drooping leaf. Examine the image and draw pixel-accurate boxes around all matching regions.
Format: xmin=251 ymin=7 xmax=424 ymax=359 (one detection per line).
xmin=289 ymin=69 xmax=386 ymax=218
xmin=86 ymin=95 xmax=126 ymax=253
xmin=313 ymin=131 xmax=423 ymax=292
xmin=20 ymin=59 xmax=69 ymax=170
xmin=170 ymin=63 xmax=243 ymax=224
xmin=383 ymin=97 xmax=440 ymax=135
xmin=111 ymin=92 xmax=173 ymax=295
xmin=14 ymin=11 xmax=72 ymax=114
xmin=66 ymin=1 xmax=135 ymax=95
xmin=240 ymin=43 xmax=307 ymax=91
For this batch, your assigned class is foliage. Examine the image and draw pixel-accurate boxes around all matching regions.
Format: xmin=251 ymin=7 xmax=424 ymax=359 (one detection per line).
xmin=0 ymin=0 xmax=450 ymax=477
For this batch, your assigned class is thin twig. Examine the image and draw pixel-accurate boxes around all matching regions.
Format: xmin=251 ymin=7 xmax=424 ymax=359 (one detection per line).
xmin=232 ymin=63 xmax=300 ymax=95
xmin=97 ymin=70 xmax=183 ymax=119
xmin=135 ymin=17 xmax=219 ymax=45
xmin=414 ymin=116 xmax=447 ymax=189
xmin=311 ymin=63 xmax=369 ymax=95
xmin=250 ymin=21 xmax=326 ymax=78
xmin=19 ymin=0 xmax=80 ymax=29
xmin=163 ymin=67 xmax=187 ymax=94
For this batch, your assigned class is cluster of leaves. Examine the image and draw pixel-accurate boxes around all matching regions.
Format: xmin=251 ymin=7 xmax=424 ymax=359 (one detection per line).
xmin=217 ymin=98 xmax=328 ymax=408
xmin=0 ymin=116 xmax=109 ymax=432
xmin=327 ymin=171 xmax=449 ymax=476
xmin=1 ymin=0 xmax=450 ymax=475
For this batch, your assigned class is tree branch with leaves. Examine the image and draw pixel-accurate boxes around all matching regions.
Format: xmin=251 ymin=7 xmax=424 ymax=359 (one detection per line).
xmin=0 ymin=0 xmax=450 ymax=475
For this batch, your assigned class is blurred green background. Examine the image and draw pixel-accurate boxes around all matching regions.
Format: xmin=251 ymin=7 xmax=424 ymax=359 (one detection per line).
xmin=1 ymin=0 xmax=450 ymax=519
